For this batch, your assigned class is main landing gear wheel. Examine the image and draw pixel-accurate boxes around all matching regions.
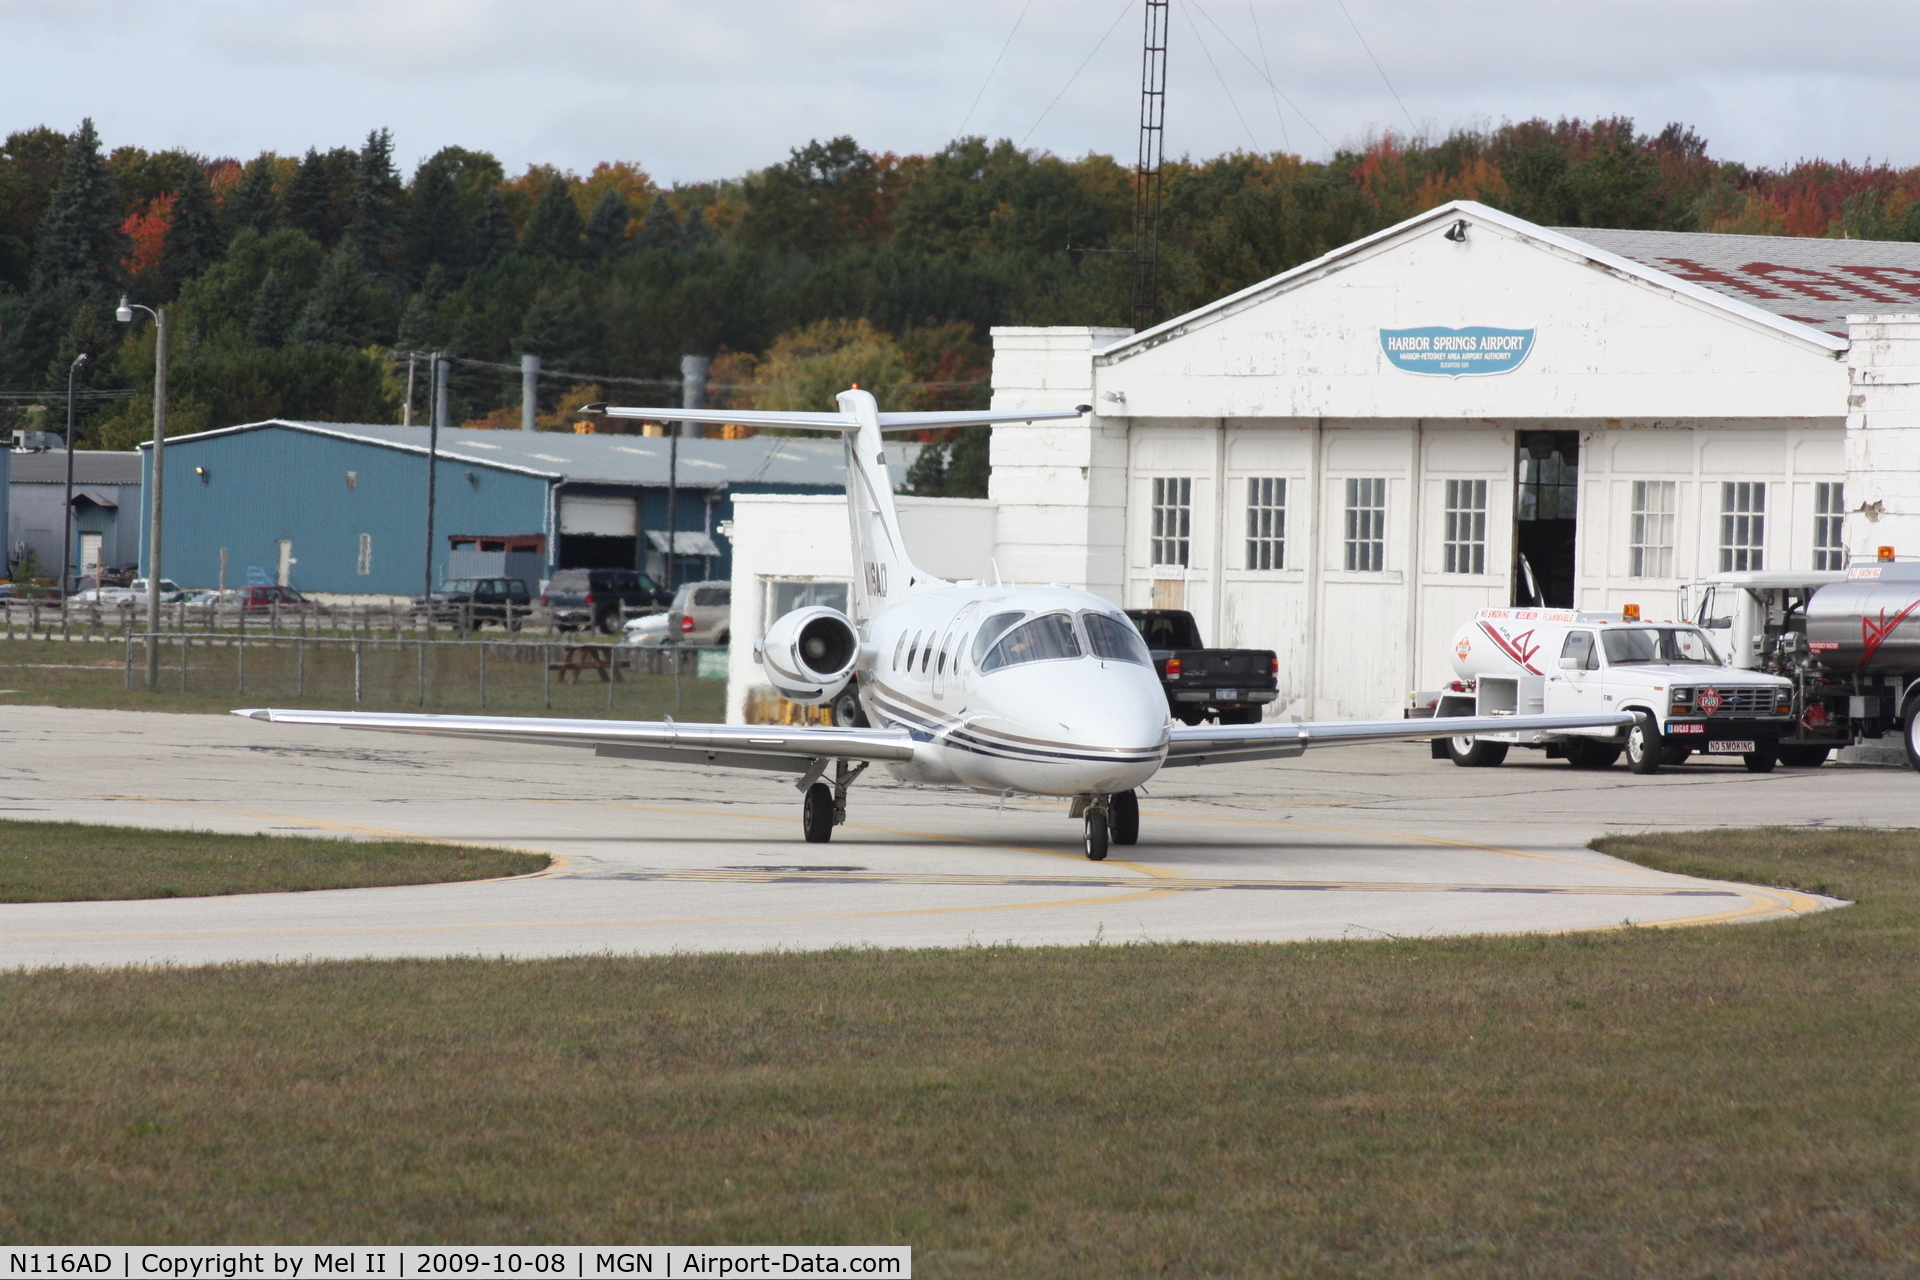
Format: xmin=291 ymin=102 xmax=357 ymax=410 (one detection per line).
xmin=1110 ymin=790 xmax=1139 ymax=845
xmin=1564 ymin=738 xmax=1622 ymax=770
xmin=1625 ymin=712 xmax=1662 ymax=775
xmin=802 ymin=782 xmax=835 ymax=843
xmin=1776 ymin=744 xmax=1830 ymax=768
xmin=1743 ymin=742 xmax=1779 ymax=773
xmin=1446 ymin=735 xmax=1509 ymax=768
xmin=1084 ymin=809 xmax=1109 ymax=861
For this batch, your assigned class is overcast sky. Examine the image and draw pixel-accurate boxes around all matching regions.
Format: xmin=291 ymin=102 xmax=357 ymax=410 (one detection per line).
xmin=4 ymin=0 xmax=1917 ymax=183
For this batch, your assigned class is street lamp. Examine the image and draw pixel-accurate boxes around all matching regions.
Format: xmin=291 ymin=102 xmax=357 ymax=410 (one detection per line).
xmin=116 ymin=295 xmax=168 ymax=690
xmin=59 ymin=352 xmax=89 ymax=605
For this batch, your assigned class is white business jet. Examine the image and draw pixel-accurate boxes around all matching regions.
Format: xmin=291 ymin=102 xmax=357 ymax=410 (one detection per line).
xmin=240 ymin=390 xmax=1632 ymax=859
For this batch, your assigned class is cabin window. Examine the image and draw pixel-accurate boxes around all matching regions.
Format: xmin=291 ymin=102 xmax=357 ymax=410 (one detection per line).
xmin=1245 ymin=477 xmax=1285 ymax=570
xmin=892 ymin=632 xmax=908 ymax=668
xmin=1814 ymin=482 xmax=1845 ymax=571
xmin=1442 ymin=479 xmax=1487 ymax=574
xmin=1343 ymin=478 xmax=1386 ymax=572
xmin=1151 ymin=477 xmax=1192 ymax=567
xmin=980 ymin=613 xmax=1083 ymax=673
xmin=906 ymin=631 xmax=923 ymax=671
xmin=1082 ymin=612 xmax=1151 ymax=666
xmin=1719 ymin=482 xmax=1765 ymax=572
xmin=1630 ymin=481 xmax=1675 ymax=579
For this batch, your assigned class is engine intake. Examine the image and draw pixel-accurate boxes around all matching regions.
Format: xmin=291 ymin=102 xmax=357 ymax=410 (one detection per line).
xmin=756 ymin=605 xmax=859 ymax=704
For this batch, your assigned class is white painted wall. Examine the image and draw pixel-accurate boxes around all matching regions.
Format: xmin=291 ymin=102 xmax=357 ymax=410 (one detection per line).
xmin=1846 ymin=314 xmax=1920 ymax=561
xmin=726 ymin=493 xmax=998 ymax=722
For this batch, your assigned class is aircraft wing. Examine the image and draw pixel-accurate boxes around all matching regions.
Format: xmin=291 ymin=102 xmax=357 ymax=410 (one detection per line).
xmin=233 ymin=709 xmax=915 ymax=775
xmin=1162 ymin=712 xmax=1638 ymax=767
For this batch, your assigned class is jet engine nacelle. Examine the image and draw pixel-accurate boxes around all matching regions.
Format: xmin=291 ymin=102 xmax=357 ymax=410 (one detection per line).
xmin=755 ymin=606 xmax=859 ymax=704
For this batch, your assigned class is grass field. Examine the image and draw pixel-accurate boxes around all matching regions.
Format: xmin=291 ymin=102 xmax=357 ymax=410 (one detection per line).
xmin=0 ymin=635 xmax=726 ymax=720
xmin=1 ymin=827 xmax=1916 ymax=1274
xmin=0 ymin=819 xmax=549 ymax=901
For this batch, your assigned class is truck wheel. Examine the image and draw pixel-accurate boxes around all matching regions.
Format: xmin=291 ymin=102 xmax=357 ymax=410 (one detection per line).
xmin=1447 ymin=735 xmax=1509 ymax=768
xmin=1906 ymin=697 xmax=1920 ymax=773
xmin=1743 ymin=744 xmax=1779 ymax=774
xmin=830 ymin=684 xmax=868 ymax=728
xmin=1626 ymin=714 xmax=1663 ymax=774
xmin=1110 ymin=790 xmax=1140 ymax=845
xmin=1776 ymin=745 xmax=1830 ymax=768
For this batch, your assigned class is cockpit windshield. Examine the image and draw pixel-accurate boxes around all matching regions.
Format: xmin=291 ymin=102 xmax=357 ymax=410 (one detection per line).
xmin=1600 ymin=626 xmax=1723 ymax=666
xmin=979 ymin=613 xmax=1082 ymax=672
xmin=1082 ymin=612 xmax=1151 ymax=665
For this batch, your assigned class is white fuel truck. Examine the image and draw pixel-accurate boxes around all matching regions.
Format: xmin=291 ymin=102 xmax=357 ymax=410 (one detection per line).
xmin=1416 ymin=607 xmax=1795 ymax=774
xmin=1682 ymin=561 xmax=1920 ymax=771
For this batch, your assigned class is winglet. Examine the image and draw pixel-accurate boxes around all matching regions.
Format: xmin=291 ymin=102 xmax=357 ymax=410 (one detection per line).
xmin=233 ymin=709 xmax=273 ymax=721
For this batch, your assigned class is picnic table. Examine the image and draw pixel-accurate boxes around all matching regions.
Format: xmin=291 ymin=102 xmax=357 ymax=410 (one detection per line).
xmin=548 ymin=644 xmax=627 ymax=683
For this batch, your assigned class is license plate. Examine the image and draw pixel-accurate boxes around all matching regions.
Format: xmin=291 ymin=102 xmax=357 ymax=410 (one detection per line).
xmin=1215 ymin=688 xmax=1238 ymax=701
xmin=1706 ymin=740 xmax=1756 ymax=754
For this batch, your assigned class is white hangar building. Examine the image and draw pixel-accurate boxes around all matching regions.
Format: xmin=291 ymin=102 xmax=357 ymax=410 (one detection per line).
xmin=728 ymin=199 xmax=1920 ymax=722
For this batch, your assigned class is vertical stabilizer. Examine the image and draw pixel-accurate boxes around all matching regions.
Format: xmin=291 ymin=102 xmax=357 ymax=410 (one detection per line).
xmin=838 ymin=389 xmax=937 ymax=619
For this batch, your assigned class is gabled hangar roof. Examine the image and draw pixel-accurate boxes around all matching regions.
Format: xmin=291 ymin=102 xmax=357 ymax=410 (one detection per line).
xmin=150 ymin=420 xmax=912 ymax=489
xmin=1097 ymin=199 xmax=1881 ymax=365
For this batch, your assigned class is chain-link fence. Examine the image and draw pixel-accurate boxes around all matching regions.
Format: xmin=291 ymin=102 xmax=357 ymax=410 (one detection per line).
xmin=1 ymin=597 xmax=651 ymax=642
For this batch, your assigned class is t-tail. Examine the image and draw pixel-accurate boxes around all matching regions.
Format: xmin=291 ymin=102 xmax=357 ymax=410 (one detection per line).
xmin=836 ymin=389 xmax=919 ymax=619
xmin=587 ymin=390 xmax=1093 ymax=620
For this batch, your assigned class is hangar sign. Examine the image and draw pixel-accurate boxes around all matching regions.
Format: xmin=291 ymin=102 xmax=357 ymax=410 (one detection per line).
xmin=1379 ymin=326 xmax=1535 ymax=377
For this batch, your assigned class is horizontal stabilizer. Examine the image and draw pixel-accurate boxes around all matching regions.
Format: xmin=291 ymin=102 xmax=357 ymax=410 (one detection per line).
xmin=584 ymin=404 xmax=1089 ymax=433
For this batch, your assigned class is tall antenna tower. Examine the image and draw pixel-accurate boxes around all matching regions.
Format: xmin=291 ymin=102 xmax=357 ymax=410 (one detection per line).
xmin=1130 ymin=0 xmax=1169 ymax=332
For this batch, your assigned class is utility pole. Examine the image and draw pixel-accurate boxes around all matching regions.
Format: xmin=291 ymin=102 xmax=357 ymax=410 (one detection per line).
xmin=59 ymin=353 xmax=88 ymax=603
xmin=665 ymin=355 xmax=706 ymax=592
xmin=402 ymin=352 xmax=417 ymax=426
xmin=424 ymin=353 xmax=447 ymax=636
xmin=118 ymin=296 xmax=168 ymax=689
xmin=1132 ymin=0 xmax=1170 ymax=332
xmin=521 ymin=353 xmax=540 ymax=431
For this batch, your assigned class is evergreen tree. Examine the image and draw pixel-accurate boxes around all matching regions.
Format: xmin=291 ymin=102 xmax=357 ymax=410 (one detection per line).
xmin=635 ymin=194 xmax=681 ymax=252
xmin=469 ymin=188 xmax=515 ymax=269
xmin=246 ymin=268 xmax=290 ymax=348
xmin=515 ymin=284 xmax=593 ymax=372
xmin=519 ymin=175 xmax=583 ymax=260
xmin=347 ymin=127 xmax=404 ymax=276
xmin=226 ymin=157 xmax=281 ymax=239
xmin=681 ymin=204 xmax=715 ymax=250
xmin=584 ymin=187 xmax=631 ymax=260
xmin=33 ymin=118 xmax=124 ymax=291
xmin=286 ymin=146 xmax=353 ymax=246
xmin=405 ymin=157 xmax=466 ymax=277
xmin=160 ymin=162 xmax=223 ymax=296
xmin=289 ymin=243 xmax=380 ymax=348
xmin=396 ymin=263 xmax=449 ymax=351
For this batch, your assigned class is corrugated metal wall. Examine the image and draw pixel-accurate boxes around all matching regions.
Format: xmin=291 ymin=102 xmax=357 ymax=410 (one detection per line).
xmin=143 ymin=427 xmax=550 ymax=595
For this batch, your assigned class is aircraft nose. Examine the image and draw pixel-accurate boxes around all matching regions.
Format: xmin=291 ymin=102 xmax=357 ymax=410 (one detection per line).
xmin=980 ymin=663 xmax=1169 ymax=750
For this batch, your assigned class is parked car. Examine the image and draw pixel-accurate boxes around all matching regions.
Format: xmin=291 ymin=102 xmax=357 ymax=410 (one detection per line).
xmin=622 ymin=580 xmax=731 ymax=646
xmin=73 ymin=577 xmax=186 ymax=606
xmin=542 ymin=568 xmax=671 ymax=634
xmin=412 ymin=577 xmax=533 ymax=631
xmin=230 ymin=584 xmax=307 ymax=613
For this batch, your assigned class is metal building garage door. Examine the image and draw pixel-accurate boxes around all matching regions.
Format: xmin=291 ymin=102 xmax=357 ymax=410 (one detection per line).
xmin=558 ymin=494 xmax=637 ymax=536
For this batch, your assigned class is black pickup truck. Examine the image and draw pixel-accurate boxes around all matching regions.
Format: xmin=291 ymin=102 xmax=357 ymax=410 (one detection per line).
xmin=542 ymin=568 xmax=672 ymax=634
xmin=1126 ymin=609 xmax=1280 ymax=725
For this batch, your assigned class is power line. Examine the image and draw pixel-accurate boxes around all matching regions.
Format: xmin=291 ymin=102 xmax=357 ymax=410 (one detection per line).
xmin=1245 ymin=0 xmax=1290 ymax=153
xmin=1021 ymin=0 xmax=1135 ymax=147
xmin=1334 ymin=0 xmax=1417 ymax=134
xmin=1180 ymin=0 xmax=1259 ymax=152
xmin=958 ymin=0 xmax=1036 ymax=138
xmin=1186 ymin=0 xmax=1334 ymax=151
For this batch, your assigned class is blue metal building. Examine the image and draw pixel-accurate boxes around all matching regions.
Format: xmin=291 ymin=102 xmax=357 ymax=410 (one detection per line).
xmin=140 ymin=421 xmax=895 ymax=595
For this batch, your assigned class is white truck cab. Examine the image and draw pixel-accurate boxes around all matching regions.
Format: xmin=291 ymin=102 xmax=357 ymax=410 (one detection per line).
xmin=1424 ymin=606 xmax=1795 ymax=774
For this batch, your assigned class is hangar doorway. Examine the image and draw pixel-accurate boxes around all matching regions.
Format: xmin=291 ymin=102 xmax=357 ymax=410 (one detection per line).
xmin=1513 ymin=431 xmax=1579 ymax=607
xmin=556 ymin=492 xmax=638 ymax=571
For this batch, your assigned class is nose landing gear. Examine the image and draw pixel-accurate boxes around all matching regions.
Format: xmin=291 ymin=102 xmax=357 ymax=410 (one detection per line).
xmin=799 ymin=759 xmax=867 ymax=843
xmin=1072 ymin=789 xmax=1140 ymax=860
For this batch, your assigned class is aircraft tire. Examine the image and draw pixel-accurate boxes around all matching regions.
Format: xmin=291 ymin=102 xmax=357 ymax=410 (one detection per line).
xmin=1084 ymin=810 xmax=1109 ymax=861
xmin=1446 ymin=735 xmax=1508 ymax=768
xmin=802 ymin=783 xmax=834 ymax=843
xmin=1626 ymin=714 xmax=1663 ymax=774
xmin=1564 ymin=738 xmax=1620 ymax=770
xmin=1110 ymin=790 xmax=1139 ymax=845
